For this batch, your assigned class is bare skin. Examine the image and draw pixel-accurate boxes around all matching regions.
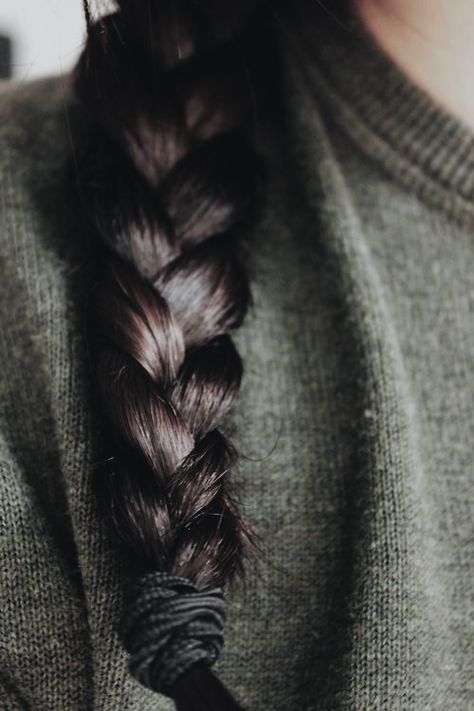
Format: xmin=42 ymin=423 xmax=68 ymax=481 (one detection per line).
xmin=351 ymin=0 xmax=474 ymax=130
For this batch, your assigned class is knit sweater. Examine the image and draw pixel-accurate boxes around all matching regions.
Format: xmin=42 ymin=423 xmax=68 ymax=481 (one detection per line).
xmin=0 ymin=3 xmax=473 ymax=710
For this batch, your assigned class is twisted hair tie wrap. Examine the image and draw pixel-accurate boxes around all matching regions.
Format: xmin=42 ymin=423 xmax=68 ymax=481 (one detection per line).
xmin=119 ymin=572 xmax=226 ymax=696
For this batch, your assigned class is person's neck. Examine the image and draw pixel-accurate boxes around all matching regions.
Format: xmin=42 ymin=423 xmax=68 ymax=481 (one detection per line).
xmin=351 ymin=0 xmax=474 ymax=130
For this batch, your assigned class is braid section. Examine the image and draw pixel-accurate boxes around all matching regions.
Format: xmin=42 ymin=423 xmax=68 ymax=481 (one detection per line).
xmin=74 ymin=1 xmax=273 ymax=703
xmin=75 ymin=2 xmax=269 ymax=590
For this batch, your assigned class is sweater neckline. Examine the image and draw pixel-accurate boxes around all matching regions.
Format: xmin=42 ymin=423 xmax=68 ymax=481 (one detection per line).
xmin=274 ymin=0 xmax=474 ymax=224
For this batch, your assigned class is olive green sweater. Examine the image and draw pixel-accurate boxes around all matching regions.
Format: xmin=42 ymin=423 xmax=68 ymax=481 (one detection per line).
xmin=0 ymin=4 xmax=473 ymax=710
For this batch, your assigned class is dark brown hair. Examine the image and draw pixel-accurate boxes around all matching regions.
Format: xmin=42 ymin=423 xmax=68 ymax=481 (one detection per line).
xmin=73 ymin=0 xmax=274 ymax=707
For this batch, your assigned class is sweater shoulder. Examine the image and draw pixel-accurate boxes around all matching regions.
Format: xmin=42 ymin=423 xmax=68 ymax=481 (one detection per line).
xmin=0 ymin=72 xmax=87 ymax=257
xmin=0 ymin=73 xmax=77 ymax=158
xmin=0 ymin=71 xmax=83 ymax=206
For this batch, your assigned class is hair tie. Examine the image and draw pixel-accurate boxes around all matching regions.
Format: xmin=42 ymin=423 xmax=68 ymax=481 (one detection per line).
xmin=119 ymin=571 xmax=226 ymax=696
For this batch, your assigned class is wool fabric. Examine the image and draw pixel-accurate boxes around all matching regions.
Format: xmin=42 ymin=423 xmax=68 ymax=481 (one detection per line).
xmin=0 ymin=3 xmax=472 ymax=709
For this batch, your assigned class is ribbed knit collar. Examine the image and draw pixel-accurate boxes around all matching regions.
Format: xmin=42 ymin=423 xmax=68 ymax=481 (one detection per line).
xmin=275 ymin=0 xmax=474 ymax=223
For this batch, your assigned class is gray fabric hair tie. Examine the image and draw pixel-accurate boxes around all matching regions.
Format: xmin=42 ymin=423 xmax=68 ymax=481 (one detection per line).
xmin=119 ymin=571 xmax=226 ymax=696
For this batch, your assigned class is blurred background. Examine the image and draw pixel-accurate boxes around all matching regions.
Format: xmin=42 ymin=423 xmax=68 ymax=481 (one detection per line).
xmin=0 ymin=0 xmax=85 ymax=81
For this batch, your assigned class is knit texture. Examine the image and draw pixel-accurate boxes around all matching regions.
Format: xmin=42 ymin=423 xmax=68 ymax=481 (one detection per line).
xmin=0 ymin=4 xmax=473 ymax=709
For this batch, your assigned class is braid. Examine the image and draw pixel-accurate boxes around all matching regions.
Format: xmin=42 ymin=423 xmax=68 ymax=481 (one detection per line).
xmin=74 ymin=1 xmax=272 ymax=706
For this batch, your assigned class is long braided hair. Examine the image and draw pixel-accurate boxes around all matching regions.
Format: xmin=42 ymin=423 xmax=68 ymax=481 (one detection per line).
xmin=73 ymin=1 xmax=274 ymax=707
